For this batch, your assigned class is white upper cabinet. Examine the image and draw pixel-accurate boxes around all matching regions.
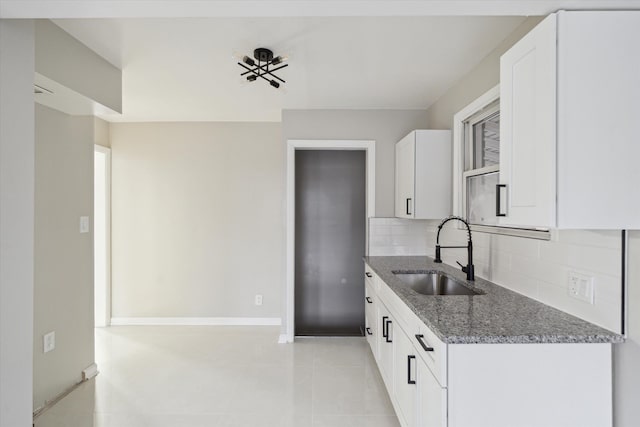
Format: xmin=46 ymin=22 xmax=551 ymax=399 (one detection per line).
xmin=500 ymin=11 xmax=640 ymax=229
xmin=395 ymin=130 xmax=452 ymax=220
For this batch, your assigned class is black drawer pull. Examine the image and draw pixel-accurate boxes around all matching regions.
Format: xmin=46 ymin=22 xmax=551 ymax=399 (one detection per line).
xmin=415 ymin=334 xmax=434 ymax=352
xmin=365 ymin=272 xmax=372 ymax=278
xmin=408 ymin=355 xmax=416 ymax=384
xmin=385 ymin=320 xmax=393 ymax=343
xmin=365 ymin=297 xmax=373 ymax=304
xmin=382 ymin=316 xmax=388 ymax=338
xmin=366 ymin=327 xmax=372 ymax=336
xmin=406 ymin=198 xmax=412 ymax=215
xmin=496 ymin=184 xmax=507 ymax=217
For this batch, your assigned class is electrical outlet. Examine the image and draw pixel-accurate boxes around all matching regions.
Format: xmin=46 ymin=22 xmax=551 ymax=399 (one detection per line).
xmin=567 ymin=271 xmax=595 ymax=304
xmin=80 ymin=216 xmax=90 ymax=233
xmin=43 ymin=331 xmax=55 ymax=353
xmin=255 ymin=294 xmax=263 ymax=306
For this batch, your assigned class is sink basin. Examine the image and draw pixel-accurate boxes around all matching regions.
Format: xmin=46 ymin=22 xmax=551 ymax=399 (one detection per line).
xmin=392 ymin=270 xmax=482 ymax=296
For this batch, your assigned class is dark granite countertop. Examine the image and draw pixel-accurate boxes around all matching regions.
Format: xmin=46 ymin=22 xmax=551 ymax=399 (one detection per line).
xmin=364 ymin=256 xmax=624 ymax=344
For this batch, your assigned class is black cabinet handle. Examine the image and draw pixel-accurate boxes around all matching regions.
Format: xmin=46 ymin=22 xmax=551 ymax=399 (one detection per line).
xmin=382 ymin=316 xmax=388 ymax=338
xmin=366 ymin=297 xmax=373 ymax=304
xmin=385 ymin=320 xmax=393 ymax=343
xmin=407 ymin=355 xmax=416 ymax=384
xmin=406 ymin=198 xmax=412 ymax=215
xmin=366 ymin=327 xmax=372 ymax=336
xmin=365 ymin=272 xmax=372 ymax=278
xmin=415 ymin=334 xmax=434 ymax=352
xmin=496 ymin=184 xmax=507 ymax=217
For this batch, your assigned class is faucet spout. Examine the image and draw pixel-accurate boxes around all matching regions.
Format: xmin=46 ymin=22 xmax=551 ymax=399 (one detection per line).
xmin=433 ymin=216 xmax=475 ymax=281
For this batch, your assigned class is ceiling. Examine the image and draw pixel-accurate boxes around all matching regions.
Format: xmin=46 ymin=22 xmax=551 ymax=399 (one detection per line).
xmin=54 ymin=16 xmax=527 ymax=122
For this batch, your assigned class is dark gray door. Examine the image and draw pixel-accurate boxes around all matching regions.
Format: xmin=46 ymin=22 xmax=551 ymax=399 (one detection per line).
xmin=295 ymin=150 xmax=366 ymax=336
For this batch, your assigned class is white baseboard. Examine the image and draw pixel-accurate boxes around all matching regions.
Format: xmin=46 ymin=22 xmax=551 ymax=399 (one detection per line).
xmin=110 ymin=317 xmax=282 ymax=326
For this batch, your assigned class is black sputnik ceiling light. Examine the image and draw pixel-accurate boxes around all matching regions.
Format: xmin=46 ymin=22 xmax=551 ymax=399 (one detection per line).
xmin=235 ymin=48 xmax=288 ymax=89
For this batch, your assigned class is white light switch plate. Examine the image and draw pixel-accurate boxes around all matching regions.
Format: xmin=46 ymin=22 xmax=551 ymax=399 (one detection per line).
xmin=255 ymin=294 xmax=263 ymax=306
xmin=44 ymin=331 xmax=55 ymax=353
xmin=567 ymin=271 xmax=595 ymax=304
xmin=80 ymin=216 xmax=90 ymax=233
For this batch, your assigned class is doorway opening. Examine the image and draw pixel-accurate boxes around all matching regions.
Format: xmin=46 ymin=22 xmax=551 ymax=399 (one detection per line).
xmin=94 ymin=145 xmax=111 ymax=327
xmin=285 ymin=140 xmax=376 ymax=341
xmin=294 ymin=150 xmax=366 ymax=336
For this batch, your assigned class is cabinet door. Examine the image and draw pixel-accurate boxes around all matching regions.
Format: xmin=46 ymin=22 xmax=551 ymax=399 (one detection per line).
xmin=556 ymin=11 xmax=640 ymax=229
xmin=417 ymin=359 xmax=447 ymax=427
xmin=413 ymin=130 xmax=452 ymax=219
xmin=395 ymin=133 xmax=416 ymax=219
xmin=393 ymin=327 xmax=417 ymax=427
xmin=499 ymin=14 xmax=557 ymax=228
xmin=377 ymin=303 xmax=395 ymax=389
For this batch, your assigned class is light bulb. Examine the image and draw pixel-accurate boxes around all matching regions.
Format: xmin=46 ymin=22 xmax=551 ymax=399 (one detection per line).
xmin=231 ymin=51 xmax=245 ymax=61
xmin=243 ymin=56 xmax=255 ymax=67
xmin=271 ymin=54 xmax=289 ymax=66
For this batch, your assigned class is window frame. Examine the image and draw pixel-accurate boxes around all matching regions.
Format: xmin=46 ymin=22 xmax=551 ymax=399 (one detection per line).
xmin=452 ymin=85 xmax=550 ymax=240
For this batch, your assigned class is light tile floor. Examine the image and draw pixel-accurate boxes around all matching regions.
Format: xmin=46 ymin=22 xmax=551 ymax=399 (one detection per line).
xmin=35 ymin=326 xmax=400 ymax=427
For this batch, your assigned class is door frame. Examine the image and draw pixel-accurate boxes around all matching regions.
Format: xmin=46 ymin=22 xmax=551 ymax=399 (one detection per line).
xmin=94 ymin=144 xmax=111 ymax=327
xmin=284 ymin=139 xmax=375 ymax=343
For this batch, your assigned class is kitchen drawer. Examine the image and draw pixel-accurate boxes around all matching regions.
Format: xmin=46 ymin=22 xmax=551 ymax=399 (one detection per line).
xmin=365 ymin=310 xmax=377 ymax=359
xmin=365 ymin=282 xmax=376 ymax=318
xmin=364 ymin=263 xmax=380 ymax=292
xmin=378 ymin=279 xmax=447 ymax=387
xmin=415 ymin=320 xmax=447 ymax=388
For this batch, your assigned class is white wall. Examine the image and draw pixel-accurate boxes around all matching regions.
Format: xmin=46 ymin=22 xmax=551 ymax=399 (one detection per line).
xmin=282 ymin=109 xmax=429 ymax=218
xmin=0 ymin=18 xmax=35 ymax=426
xmin=34 ymin=105 xmax=95 ymax=410
xmin=95 ymin=117 xmax=111 ymax=148
xmin=35 ymin=20 xmax=122 ymax=113
xmin=424 ymin=16 xmax=543 ymax=129
xmin=110 ymin=122 xmax=283 ymax=321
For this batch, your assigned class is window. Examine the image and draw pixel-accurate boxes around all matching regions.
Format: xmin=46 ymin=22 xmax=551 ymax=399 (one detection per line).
xmin=453 ymin=85 xmax=549 ymax=240
xmin=462 ymin=100 xmax=500 ymax=226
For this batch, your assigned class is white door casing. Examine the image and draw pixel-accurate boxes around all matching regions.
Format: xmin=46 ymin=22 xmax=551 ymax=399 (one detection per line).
xmin=284 ymin=140 xmax=375 ymax=343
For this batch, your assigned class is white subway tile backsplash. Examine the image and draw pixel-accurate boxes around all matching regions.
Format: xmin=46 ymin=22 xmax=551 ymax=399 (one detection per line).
xmin=555 ymin=229 xmax=622 ymax=249
xmin=471 ymin=231 xmax=491 ymax=249
xmin=538 ymin=280 xmax=621 ymax=332
xmin=544 ymin=242 xmax=621 ymax=277
xmin=368 ymin=217 xmax=430 ymax=256
xmin=368 ymin=217 xmax=623 ymax=333
xmin=488 ymin=249 xmax=512 ymax=273
xmin=492 ymin=234 xmax=541 ymax=258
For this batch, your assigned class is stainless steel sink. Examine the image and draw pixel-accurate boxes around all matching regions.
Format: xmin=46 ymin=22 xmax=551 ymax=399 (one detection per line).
xmin=392 ymin=270 xmax=482 ymax=296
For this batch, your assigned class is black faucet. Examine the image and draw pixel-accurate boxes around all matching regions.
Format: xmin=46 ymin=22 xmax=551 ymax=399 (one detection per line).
xmin=433 ymin=216 xmax=475 ymax=281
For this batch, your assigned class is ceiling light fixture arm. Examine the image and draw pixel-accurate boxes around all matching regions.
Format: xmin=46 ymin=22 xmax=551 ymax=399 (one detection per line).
xmin=240 ymin=63 xmax=288 ymax=83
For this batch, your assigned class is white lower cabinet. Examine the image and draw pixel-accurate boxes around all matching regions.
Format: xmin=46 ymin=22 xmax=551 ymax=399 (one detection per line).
xmin=391 ymin=310 xmax=446 ymax=427
xmin=365 ymin=262 xmax=613 ymax=427
xmin=377 ymin=302 xmax=395 ymax=389
xmin=393 ymin=327 xmax=417 ymax=427
xmin=416 ymin=357 xmax=446 ymax=427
